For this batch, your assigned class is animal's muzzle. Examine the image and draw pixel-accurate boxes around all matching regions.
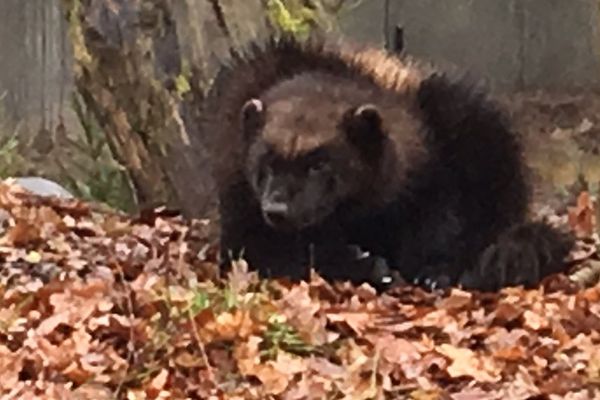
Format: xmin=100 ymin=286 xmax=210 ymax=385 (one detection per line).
xmin=261 ymin=200 xmax=291 ymax=228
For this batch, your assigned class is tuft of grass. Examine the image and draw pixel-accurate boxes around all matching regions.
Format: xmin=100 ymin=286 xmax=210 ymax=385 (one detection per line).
xmin=57 ymin=92 xmax=137 ymax=212
xmin=0 ymin=89 xmax=136 ymax=213
xmin=266 ymin=0 xmax=316 ymax=39
xmin=260 ymin=314 xmax=315 ymax=359
xmin=0 ymin=132 xmax=26 ymax=178
xmin=265 ymin=0 xmax=347 ymax=39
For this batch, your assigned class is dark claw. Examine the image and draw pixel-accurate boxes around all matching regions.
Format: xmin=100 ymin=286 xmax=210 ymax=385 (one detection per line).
xmin=367 ymin=256 xmax=403 ymax=290
xmin=413 ymin=266 xmax=453 ymax=291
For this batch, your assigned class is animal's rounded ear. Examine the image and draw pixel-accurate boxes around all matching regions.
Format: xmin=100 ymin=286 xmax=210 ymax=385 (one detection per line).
xmin=241 ymin=98 xmax=265 ymax=140
xmin=354 ymin=104 xmax=382 ymax=130
xmin=344 ymin=104 xmax=385 ymax=158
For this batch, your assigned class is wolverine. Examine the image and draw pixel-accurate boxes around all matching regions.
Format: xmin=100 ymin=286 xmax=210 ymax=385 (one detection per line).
xmin=200 ymin=34 xmax=574 ymax=291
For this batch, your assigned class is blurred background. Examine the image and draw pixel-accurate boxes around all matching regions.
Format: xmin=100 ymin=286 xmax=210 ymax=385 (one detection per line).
xmin=0 ymin=0 xmax=598 ymax=223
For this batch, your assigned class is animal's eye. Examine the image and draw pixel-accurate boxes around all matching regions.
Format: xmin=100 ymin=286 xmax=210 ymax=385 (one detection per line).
xmin=308 ymin=160 xmax=327 ymax=174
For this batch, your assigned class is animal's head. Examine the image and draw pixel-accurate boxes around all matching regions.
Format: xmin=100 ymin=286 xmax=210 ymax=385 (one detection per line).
xmin=240 ymin=90 xmax=389 ymax=231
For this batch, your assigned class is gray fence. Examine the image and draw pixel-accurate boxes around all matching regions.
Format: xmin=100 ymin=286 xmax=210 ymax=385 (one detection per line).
xmin=340 ymin=0 xmax=600 ymax=91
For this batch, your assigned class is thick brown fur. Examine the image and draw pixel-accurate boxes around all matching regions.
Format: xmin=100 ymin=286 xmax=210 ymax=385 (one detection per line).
xmin=203 ymin=35 xmax=426 ymax=183
xmin=201 ymin=34 xmax=574 ymax=292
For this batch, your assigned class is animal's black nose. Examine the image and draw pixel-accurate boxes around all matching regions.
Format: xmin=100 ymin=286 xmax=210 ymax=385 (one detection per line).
xmin=262 ymin=201 xmax=290 ymax=227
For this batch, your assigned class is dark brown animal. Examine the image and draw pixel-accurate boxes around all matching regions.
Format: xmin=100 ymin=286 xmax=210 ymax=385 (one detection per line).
xmin=201 ymin=35 xmax=574 ymax=291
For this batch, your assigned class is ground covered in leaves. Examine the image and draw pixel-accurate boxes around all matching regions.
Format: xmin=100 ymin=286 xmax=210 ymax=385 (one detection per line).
xmin=0 ymin=181 xmax=600 ymax=400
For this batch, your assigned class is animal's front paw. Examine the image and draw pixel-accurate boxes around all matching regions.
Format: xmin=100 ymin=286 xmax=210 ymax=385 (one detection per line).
xmin=367 ymin=256 xmax=404 ymax=290
xmin=345 ymin=246 xmax=404 ymax=290
xmin=412 ymin=265 xmax=453 ymax=291
xmin=459 ymin=222 xmax=572 ymax=292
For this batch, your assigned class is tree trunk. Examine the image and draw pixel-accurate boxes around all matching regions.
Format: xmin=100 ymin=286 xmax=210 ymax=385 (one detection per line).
xmin=60 ymin=0 xmax=272 ymax=219
xmin=0 ymin=0 xmax=68 ymax=130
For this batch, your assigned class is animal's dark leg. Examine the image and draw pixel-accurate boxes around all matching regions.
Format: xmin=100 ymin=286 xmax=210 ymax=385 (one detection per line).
xmin=292 ymin=219 xmax=400 ymax=289
xmin=313 ymin=243 xmax=402 ymax=290
xmin=458 ymin=221 xmax=575 ymax=292
xmin=399 ymin=200 xmax=466 ymax=290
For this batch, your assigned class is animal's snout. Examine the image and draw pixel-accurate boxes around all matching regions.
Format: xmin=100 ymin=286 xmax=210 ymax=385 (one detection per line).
xmin=261 ymin=200 xmax=290 ymax=227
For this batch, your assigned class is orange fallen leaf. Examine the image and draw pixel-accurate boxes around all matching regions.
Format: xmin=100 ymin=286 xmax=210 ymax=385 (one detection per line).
xmin=327 ymin=311 xmax=372 ymax=335
xmin=436 ymin=344 xmax=500 ymax=383
xmin=523 ymin=310 xmax=549 ymax=331
xmin=568 ymin=191 xmax=596 ymax=238
xmin=437 ymin=288 xmax=473 ymax=310
xmin=147 ymin=369 xmax=170 ymax=397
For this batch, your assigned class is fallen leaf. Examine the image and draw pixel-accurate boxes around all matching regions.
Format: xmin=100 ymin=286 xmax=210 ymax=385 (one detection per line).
xmin=327 ymin=311 xmax=372 ymax=335
xmin=523 ymin=310 xmax=549 ymax=331
xmin=437 ymin=344 xmax=500 ymax=383
xmin=568 ymin=191 xmax=596 ymax=238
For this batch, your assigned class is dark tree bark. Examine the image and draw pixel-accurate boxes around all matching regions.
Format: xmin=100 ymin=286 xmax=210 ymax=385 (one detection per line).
xmin=60 ymin=0 xmax=272 ymax=219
